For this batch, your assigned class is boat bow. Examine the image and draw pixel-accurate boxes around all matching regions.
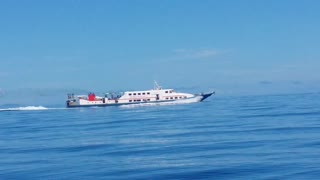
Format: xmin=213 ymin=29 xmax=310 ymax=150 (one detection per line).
xmin=199 ymin=91 xmax=215 ymax=101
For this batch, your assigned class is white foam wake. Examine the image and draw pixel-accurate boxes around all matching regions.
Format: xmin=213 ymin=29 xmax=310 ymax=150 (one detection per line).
xmin=120 ymin=96 xmax=202 ymax=108
xmin=0 ymin=106 xmax=49 ymax=111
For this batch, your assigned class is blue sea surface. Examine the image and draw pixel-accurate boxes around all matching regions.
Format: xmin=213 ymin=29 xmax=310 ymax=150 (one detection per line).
xmin=1 ymin=93 xmax=320 ymax=179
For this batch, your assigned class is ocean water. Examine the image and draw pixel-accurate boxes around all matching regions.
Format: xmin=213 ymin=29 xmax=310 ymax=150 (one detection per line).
xmin=1 ymin=93 xmax=320 ymax=179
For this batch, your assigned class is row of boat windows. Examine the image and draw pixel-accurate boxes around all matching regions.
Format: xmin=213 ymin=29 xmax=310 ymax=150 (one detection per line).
xmin=128 ymin=92 xmax=150 ymax=96
xmin=128 ymin=97 xmax=187 ymax=102
xmin=166 ymin=96 xmax=187 ymax=100
xmin=129 ymin=99 xmax=151 ymax=102
xmin=128 ymin=91 xmax=173 ymax=96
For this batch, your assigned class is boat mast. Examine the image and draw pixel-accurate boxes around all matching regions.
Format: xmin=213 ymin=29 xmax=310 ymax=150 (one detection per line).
xmin=154 ymin=80 xmax=162 ymax=90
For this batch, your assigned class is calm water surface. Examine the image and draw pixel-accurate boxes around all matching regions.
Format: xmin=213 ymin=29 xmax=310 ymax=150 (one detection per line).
xmin=1 ymin=93 xmax=320 ymax=179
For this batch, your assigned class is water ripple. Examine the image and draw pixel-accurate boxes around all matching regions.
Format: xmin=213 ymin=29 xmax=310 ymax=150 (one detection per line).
xmin=1 ymin=93 xmax=320 ymax=179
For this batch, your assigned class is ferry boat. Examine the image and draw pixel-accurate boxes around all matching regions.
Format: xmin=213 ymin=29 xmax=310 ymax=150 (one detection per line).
xmin=66 ymin=82 xmax=214 ymax=108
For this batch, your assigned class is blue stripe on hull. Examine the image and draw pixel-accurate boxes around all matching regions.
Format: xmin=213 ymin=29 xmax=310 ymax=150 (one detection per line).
xmin=199 ymin=92 xmax=215 ymax=102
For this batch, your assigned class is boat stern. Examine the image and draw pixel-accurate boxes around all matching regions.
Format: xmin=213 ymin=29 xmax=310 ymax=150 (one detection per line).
xmin=66 ymin=93 xmax=79 ymax=108
xmin=66 ymin=100 xmax=78 ymax=107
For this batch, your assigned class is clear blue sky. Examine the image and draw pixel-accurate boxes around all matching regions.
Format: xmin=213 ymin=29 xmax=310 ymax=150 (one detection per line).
xmin=0 ymin=0 xmax=319 ymax=96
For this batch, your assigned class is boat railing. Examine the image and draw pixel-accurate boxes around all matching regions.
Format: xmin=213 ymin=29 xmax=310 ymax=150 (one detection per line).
xmin=105 ymin=92 xmax=123 ymax=100
xmin=67 ymin=93 xmax=75 ymax=100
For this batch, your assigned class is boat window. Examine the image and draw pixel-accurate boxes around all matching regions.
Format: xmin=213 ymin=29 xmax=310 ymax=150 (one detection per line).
xmin=129 ymin=93 xmax=132 ymax=96
xmin=165 ymin=91 xmax=168 ymax=93
xmin=129 ymin=100 xmax=132 ymax=102
xmin=138 ymin=93 xmax=141 ymax=95
xmin=166 ymin=97 xmax=168 ymax=100
xmin=137 ymin=99 xmax=141 ymax=102
xmin=147 ymin=99 xmax=150 ymax=101
xmin=170 ymin=97 xmax=173 ymax=99
xmin=175 ymin=97 xmax=178 ymax=99
xmin=133 ymin=93 xmax=136 ymax=95
xmin=147 ymin=92 xmax=150 ymax=95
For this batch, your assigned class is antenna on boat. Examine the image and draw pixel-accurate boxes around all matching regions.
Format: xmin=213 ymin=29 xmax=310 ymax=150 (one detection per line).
xmin=154 ymin=80 xmax=162 ymax=90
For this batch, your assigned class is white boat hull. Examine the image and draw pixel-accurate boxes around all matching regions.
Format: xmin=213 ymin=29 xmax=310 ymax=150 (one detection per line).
xmin=66 ymin=82 xmax=214 ymax=108
xmin=66 ymin=92 xmax=214 ymax=108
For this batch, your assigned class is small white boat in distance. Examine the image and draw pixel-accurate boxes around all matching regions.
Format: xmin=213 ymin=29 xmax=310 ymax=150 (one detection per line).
xmin=66 ymin=82 xmax=214 ymax=108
